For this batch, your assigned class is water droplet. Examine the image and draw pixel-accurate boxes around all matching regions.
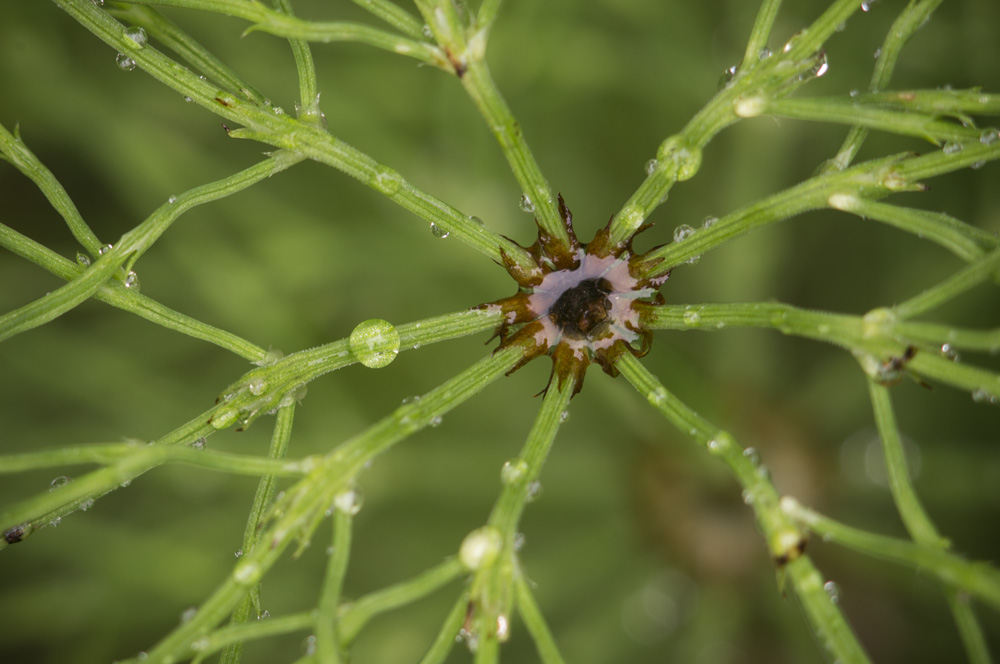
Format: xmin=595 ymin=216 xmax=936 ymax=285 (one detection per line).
xmin=469 ymin=215 xmax=485 ymax=226
xmin=402 ymin=395 xmax=422 ymax=405
xmin=76 ymin=252 xmax=92 ymax=267
xmin=123 ymin=270 xmax=139 ymax=290
xmin=50 ymin=476 xmax=72 ymax=491
xmin=682 ymin=307 xmax=701 ymax=326
xmin=253 ymin=348 xmax=284 ymax=367
xmin=972 ymin=388 xmax=998 ymax=405
xmin=873 ymin=47 xmax=882 ymax=60
xmin=180 ymin=607 xmax=197 ymax=623
xmin=429 ymin=415 xmax=443 ymax=427
xmin=513 ymin=532 xmax=526 ymax=551
xmin=247 ymin=376 xmax=266 ymax=395
xmin=741 ymin=489 xmax=756 ymax=505
xmin=79 ymin=498 xmax=95 ymax=511
xmin=49 ymin=517 xmax=62 ymax=527
xmin=234 ymin=548 xmax=243 ymax=558
xmin=371 ymin=169 xmax=402 ymax=195
xmin=686 ymin=254 xmax=701 ymax=265
xmin=116 ymin=53 xmax=136 ymax=71
xmin=92 ymin=0 xmax=105 ymax=7
xmin=190 ymin=637 xmax=210 ymax=652
xmin=430 ymin=222 xmax=450 ymax=238
xmin=295 ymin=93 xmax=327 ymax=128
xmin=718 ymin=65 xmax=738 ymax=89
xmin=518 ymin=194 xmax=535 ymax=213
xmin=333 ymin=485 xmax=364 ymax=515
xmin=812 ymin=52 xmax=829 ymax=78
xmin=861 ymin=0 xmax=877 ymax=11
xmin=349 ymin=319 xmax=400 ymax=368
xmin=743 ymin=447 xmax=761 ymax=466
xmin=941 ymin=344 xmax=959 ymax=362
xmin=99 ymin=244 xmax=113 ymax=255
xmin=707 ymin=433 xmax=733 ymax=455
xmin=496 ymin=614 xmax=510 ymax=642
xmin=758 ymin=46 xmax=772 ymax=61
xmin=168 ymin=194 xmax=178 ymax=203
xmin=303 ymin=635 xmax=317 ymax=655
xmin=980 ymin=129 xmax=999 ymax=145
xmin=459 ymin=526 xmax=502 ymax=570
xmin=849 ymin=89 xmax=860 ymax=97
xmin=421 ymin=24 xmax=433 ymax=39
xmin=673 ymin=224 xmax=695 ymax=243
xmin=501 ymin=458 xmax=529 ymax=484
xmin=191 ymin=437 xmax=207 ymax=450
xmin=647 ymin=387 xmax=667 ymax=407
xmin=525 ymin=480 xmax=542 ymax=502
xmin=259 ymin=609 xmax=270 ymax=620
xmin=701 ymin=216 xmax=718 ymax=229
xmin=123 ymin=26 xmax=148 ymax=48
xmin=183 ymin=95 xmax=193 ymax=103
xmin=823 ymin=580 xmax=840 ymax=603
xmin=136 ymin=652 xmax=148 ymax=661
xmin=645 ymin=159 xmax=659 ymax=175
xmin=943 ymin=141 xmax=963 ymax=155
xmin=233 ymin=561 xmax=262 ymax=585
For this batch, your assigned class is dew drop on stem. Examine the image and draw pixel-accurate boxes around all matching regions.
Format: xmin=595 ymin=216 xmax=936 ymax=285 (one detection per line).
xmin=673 ymin=224 xmax=695 ymax=242
xmin=123 ymin=26 xmax=147 ymax=48
xmin=429 ymin=222 xmax=450 ymax=239
xmin=333 ymin=485 xmax=364 ymax=515
xmin=979 ymin=129 xmax=999 ymax=145
xmin=525 ymin=480 xmax=542 ymax=502
xmin=123 ymin=271 xmax=139 ymax=290
xmin=459 ymin=526 xmax=502 ymax=570
xmin=349 ymin=319 xmax=400 ymax=368
xmin=180 ymin=607 xmax=197 ymax=623
xmin=823 ymin=580 xmax=841 ymax=603
xmin=76 ymin=252 xmax=91 ymax=267
xmin=743 ymin=447 xmax=761 ymax=467
xmin=115 ymin=54 xmax=136 ymax=71
xmin=501 ymin=458 xmax=528 ymax=484
xmin=518 ymin=194 xmax=535 ymax=213
xmin=49 ymin=476 xmax=72 ymax=491
xmin=645 ymin=159 xmax=658 ymax=175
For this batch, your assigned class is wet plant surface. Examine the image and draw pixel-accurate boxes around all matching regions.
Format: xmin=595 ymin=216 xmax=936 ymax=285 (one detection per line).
xmin=1 ymin=1 xmax=999 ymax=664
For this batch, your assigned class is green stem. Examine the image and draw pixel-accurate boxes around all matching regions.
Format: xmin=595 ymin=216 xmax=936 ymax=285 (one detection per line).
xmin=0 ymin=122 xmax=102 ymax=257
xmin=133 ymin=347 xmax=522 ymax=664
xmin=0 ymin=222 xmax=265 ymax=360
xmin=781 ymin=499 xmax=1000 ymax=609
xmin=418 ymin=592 xmax=470 ymax=664
xmin=616 ymin=353 xmax=871 ymax=664
xmin=763 ymin=96 xmax=981 ymax=145
xmin=514 ymin=573 xmax=566 ymax=664
xmin=220 ymin=404 xmax=297 ymax=664
xmin=460 ymin=59 xmax=568 ymax=248
xmin=111 ymin=0 xmax=447 ymax=67
xmin=893 ymin=247 xmax=1000 ymax=319
xmin=741 ymin=0 xmax=783 ymax=69
xmin=829 ymin=0 xmax=945 ymax=170
xmin=106 ymin=3 xmax=266 ymax=103
xmin=0 ymin=151 xmax=302 ymax=344
xmin=190 ymin=612 xmax=316 ymax=661
xmin=315 ymin=510 xmax=352 ymax=663
xmin=338 ymin=558 xmax=465 ymax=645
xmin=271 ymin=0 xmax=319 ymax=109
xmin=350 ymin=0 xmax=425 ymax=40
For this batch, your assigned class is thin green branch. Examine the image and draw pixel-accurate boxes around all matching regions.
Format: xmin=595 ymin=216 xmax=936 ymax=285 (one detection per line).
xmin=271 ymin=0 xmax=319 ymax=109
xmin=0 ymin=442 xmax=308 ymax=478
xmin=476 ymin=0 xmax=503 ymax=34
xmin=830 ymin=197 xmax=997 ymax=262
xmin=895 ymin=321 xmax=999 ymax=354
xmin=860 ymin=90 xmax=1000 ymax=117
xmin=56 ymin=0 xmax=539 ymax=275
xmin=350 ymin=0 xmax=425 ymax=40
xmin=111 ymin=0 xmax=447 ymax=67
xmin=829 ymin=0 xmax=946 ymax=170
xmin=616 ymin=353 xmax=871 ymax=664
xmin=0 ymin=149 xmax=302 ymax=344
xmin=0 ymin=222 xmax=266 ymax=361
xmin=0 ymin=122 xmax=103 ymax=258
xmin=867 ymin=381 xmax=948 ymax=546
xmin=188 ymin=612 xmax=316 ymax=661
xmin=106 ymin=3 xmax=267 ymax=103
xmin=132 ymin=347 xmax=523 ymax=664
xmin=741 ymin=0 xmax=783 ymax=70
xmin=221 ymin=404 xmax=297 ymax=664
xmin=948 ymin=593 xmax=993 ymax=664
xmin=338 ymin=557 xmax=465 ymax=645
xmin=514 ymin=574 xmax=566 ymax=664
xmin=781 ymin=498 xmax=1000 ymax=609
xmin=315 ymin=510 xmax=352 ymax=663
xmin=459 ymin=60 xmax=568 ymax=248
xmin=0 ymin=415 xmax=214 ymax=545
xmin=760 ymin=96 xmax=981 ymax=145
xmin=418 ymin=592 xmax=470 ymax=664
xmin=893 ymin=247 xmax=1000 ymax=319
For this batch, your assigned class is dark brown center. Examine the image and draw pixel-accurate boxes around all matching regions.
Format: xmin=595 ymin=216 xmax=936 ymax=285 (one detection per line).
xmin=549 ymin=278 xmax=612 ymax=339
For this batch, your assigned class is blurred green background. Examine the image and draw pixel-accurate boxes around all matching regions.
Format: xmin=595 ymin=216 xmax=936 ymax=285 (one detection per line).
xmin=1 ymin=1 xmax=999 ymax=662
